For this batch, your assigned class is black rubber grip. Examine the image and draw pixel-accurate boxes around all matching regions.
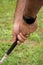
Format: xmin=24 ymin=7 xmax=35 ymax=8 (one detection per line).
xmin=7 ymin=38 xmax=18 ymax=55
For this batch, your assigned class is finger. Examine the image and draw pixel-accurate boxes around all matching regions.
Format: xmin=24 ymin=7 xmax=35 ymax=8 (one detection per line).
xmin=19 ymin=33 xmax=26 ymax=40
xmin=12 ymin=33 xmax=17 ymax=43
xmin=17 ymin=41 xmax=22 ymax=45
xmin=17 ymin=34 xmax=24 ymax=42
xmin=26 ymin=35 xmax=29 ymax=37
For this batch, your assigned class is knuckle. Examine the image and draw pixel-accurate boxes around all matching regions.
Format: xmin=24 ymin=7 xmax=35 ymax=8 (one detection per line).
xmin=17 ymin=35 xmax=23 ymax=42
xmin=17 ymin=41 xmax=21 ymax=45
xmin=20 ymin=33 xmax=26 ymax=40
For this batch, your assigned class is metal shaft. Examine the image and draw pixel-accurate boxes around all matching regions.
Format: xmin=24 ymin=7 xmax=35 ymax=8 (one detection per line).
xmin=0 ymin=38 xmax=18 ymax=64
xmin=0 ymin=54 xmax=8 ymax=65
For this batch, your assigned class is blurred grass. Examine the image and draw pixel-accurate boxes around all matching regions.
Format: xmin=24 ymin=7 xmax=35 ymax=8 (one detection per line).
xmin=0 ymin=0 xmax=43 ymax=65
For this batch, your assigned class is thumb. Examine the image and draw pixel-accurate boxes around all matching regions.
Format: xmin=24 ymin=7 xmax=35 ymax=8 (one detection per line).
xmin=12 ymin=33 xmax=17 ymax=44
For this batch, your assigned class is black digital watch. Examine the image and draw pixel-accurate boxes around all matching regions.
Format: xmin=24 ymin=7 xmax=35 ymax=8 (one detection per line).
xmin=23 ymin=16 xmax=36 ymax=24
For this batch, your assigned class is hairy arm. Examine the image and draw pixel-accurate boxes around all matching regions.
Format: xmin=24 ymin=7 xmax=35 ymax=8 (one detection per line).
xmin=14 ymin=0 xmax=26 ymax=22
xmin=23 ymin=0 xmax=43 ymax=18
xmin=12 ymin=0 xmax=43 ymax=44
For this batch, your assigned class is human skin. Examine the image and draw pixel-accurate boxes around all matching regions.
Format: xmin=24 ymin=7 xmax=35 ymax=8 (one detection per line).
xmin=12 ymin=0 xmax=43 ymax=44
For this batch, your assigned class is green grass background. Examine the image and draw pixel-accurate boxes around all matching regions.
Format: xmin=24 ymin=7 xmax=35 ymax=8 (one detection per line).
xmin=0 ymin=0 xmax=43 ymax=65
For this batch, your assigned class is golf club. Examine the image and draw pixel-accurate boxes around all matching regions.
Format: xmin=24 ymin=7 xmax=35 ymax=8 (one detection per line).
xmin=0 ymin=38 xmax=18 ymax=65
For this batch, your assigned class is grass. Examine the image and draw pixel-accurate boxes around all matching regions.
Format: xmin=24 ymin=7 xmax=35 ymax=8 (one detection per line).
xmin=0 ymin=0 xmax=43 ymax=65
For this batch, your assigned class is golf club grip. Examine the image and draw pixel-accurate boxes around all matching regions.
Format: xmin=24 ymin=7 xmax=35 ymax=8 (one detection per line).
xmin=7 ymin=38 xmax=18 ymax=55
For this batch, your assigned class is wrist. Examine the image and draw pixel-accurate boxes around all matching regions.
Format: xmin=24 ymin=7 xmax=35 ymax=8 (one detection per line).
xmin=23 ymin=15 xmax=37 ymax=25
xmin=22 ymin=16 xmax=37 ymax=33
xmin=14 ymin=15 xmax=22 ymax=23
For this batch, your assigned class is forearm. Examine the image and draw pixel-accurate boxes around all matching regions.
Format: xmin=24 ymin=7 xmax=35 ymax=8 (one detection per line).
xmin=24 ymin=0 xmax=43 ymax=18
xmin=14 ymin=0 xmax=26 ymax=22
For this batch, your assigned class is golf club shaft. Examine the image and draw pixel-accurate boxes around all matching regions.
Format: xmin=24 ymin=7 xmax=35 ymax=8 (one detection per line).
xmin=7 ymin=38 xmax=18 ymax=55
xmin=0 ymin=38 xmax=18 ymax=64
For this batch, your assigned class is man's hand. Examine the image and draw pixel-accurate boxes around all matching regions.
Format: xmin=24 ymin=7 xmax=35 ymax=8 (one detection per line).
xmin=12 ymin=19 xmax=37 ymax=45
